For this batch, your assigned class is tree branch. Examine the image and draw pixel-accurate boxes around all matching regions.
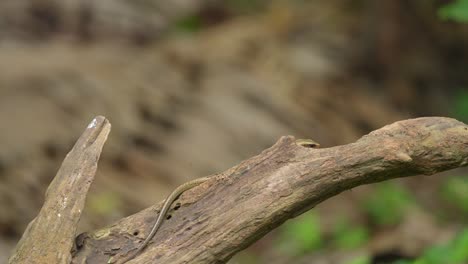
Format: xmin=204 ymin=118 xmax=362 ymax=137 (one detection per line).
xmin=9 ymin=116 xmax=111 ymax=264
xmin=28 ymin=117 xmax=468 ymax=264
xmin=75 ymin=117 xmax=468 ymax=264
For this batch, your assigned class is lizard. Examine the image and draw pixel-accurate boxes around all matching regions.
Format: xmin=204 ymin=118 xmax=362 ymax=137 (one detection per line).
xmin=116 ymin=138 xmax=320 ymax=263
xmin=114 ymin=176 xmax=211 ymax=263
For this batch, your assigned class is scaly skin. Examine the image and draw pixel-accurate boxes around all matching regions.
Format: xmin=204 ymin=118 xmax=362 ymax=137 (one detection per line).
xmin=117 ymin=176 xmax=210 ymax=263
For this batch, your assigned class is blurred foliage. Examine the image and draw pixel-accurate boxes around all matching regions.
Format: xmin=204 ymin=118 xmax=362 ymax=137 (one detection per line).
xmin=276 ymin=211 xmax=322 ymax=256
xmin=87 ymin=191 xmax=121 ymax=215
xmin=173 ymin=15 xmax=203 ymax=33
xmin=452 ymin=90 xmax=468 ymax=123
xmin=344 ymin=229 xmax=468 ymax=264
xmin=402 ymin=228 xmax=468 ymax=264
xmin=394 ymin=261 xmax=412 ymax=264
xmin=231 ymin=251 xmax=260 ymax=264
xmin=438 ymin=0 xmax=468 ymax=22
xmin=363 ymin=182 xmax=415 ymax=226
xmin=441 ymin=176 xmax=468 ymax=214
xmin=346 ymin=255 xmax=371 ymax=264
xmin=332 ymin=219 xmax=369 ymax=249
xmin=226 ymin=0 xmax=264 ymax=12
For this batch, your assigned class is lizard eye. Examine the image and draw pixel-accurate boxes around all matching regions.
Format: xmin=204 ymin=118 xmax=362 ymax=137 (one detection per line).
xmin=302 ymin=143 xmax=319 ymax=148
xmin=295 ymin=139 xmax=320 ymax=148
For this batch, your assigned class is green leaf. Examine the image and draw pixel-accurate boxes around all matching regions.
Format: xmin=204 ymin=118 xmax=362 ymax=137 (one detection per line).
xmin=364 ymin=182 xmax=414 ymax=226
xmin=173 ymin=15 xmax=202 ymax=33
xmin=345 ymin=254 xmax=371 ymax=264
xmin=414 ymin=229 xmax=468 ymax=264
xmin=450 ymin=229 xmax=468 ymax=263
xmin=441 ymin=176 xmax=468 ymax=213
xmin=277 ymin=211 xmax=322 ymax=255
xmin=438 ymin=0 xmax=468 ymax=22
xmin=422 ymin=245 xmax=452 ymax=263
xmin=332 ymin=219 xmax=369 ymax=249
xmin=452 ymin=90 xmax=468 ymax=123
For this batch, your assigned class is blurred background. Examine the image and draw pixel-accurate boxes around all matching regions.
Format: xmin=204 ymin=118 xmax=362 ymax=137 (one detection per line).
xmin=0 ymin=0 xmax=467 ymax=263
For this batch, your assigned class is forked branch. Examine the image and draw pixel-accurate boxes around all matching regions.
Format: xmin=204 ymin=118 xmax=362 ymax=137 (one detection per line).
xmin=73 ymin=117 xmax=468 ymax=264
xmin=9 ymin=117 xmax=468 ymax=264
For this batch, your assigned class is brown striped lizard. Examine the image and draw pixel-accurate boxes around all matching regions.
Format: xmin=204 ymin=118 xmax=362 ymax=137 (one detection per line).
xmin=115 ymin=138 xmax=320 ymax=263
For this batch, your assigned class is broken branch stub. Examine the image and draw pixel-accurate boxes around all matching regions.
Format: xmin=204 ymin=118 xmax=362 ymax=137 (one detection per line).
xmin=9 ymin=116 xmax=111 ymax=264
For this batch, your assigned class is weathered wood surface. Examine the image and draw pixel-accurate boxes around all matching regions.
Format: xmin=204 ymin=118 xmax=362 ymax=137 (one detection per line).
xmin=9 ymin=116 xmax=111 ymax=264
xmin=69 ymin=117 xmax=467 ymax=264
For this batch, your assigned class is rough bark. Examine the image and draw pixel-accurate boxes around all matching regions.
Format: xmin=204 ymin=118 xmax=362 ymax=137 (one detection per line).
xmin=69 ymin=117 xmax=468 ymax=264
xmin=9 ymin=116 xmax=111 ymax=264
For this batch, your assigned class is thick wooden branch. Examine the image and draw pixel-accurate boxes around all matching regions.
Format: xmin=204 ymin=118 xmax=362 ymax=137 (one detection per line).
xmin=71 ymin=117 xmax=468 ymax=264
xmin=9 ymin=116 xmax=111 ymax=264
xmin=18 ymin=117 xmax=464 ymax=264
